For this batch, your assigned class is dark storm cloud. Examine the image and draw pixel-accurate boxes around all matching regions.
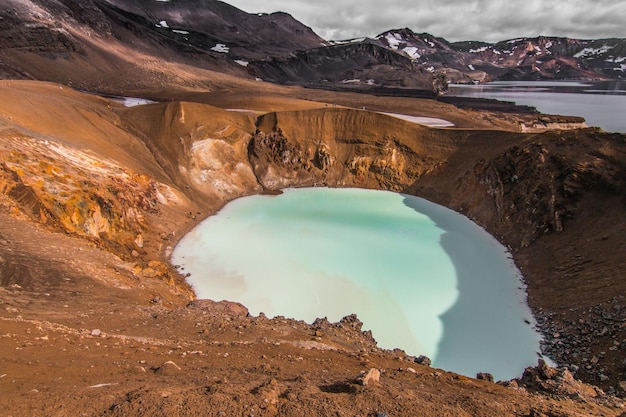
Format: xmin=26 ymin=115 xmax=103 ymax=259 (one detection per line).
xmin=225 ymin=0 xmax=626 ymax=42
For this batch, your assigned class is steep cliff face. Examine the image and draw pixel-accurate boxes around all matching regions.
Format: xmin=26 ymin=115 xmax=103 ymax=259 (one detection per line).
xmin=249 ymin=108 xmax=447 ymax=190
xmin=120 ymin=101 xmax=261 ymax=202
xmin=442 ymin=130 xmax=626 ymax=249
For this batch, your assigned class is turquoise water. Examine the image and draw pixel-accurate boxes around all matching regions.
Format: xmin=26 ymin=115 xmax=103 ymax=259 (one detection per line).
xmin=172 ymin=188 xmax=545 ymax=379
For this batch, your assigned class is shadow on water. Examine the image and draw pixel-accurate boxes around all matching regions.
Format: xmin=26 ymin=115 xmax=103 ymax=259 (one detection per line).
xmin=402 ymin=195 xmax=542 ymax=380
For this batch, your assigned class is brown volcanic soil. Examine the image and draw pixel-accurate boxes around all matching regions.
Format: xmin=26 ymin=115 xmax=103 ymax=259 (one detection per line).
xmin=1 ymin=80 xmax=625 ymax=416
xmin=0 ymin=207 xmax=622 ymax=417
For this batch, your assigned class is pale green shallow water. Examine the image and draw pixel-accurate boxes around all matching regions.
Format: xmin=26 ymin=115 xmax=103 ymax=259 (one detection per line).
xmin=172 ymin=188 xmax=545 ymax=380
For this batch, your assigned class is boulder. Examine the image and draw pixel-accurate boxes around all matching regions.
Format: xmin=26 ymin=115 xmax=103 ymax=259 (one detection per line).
xmin=517 ymin=359 xmax=599 ymax=399
xmin=187 ymin=299 xmax=249 ymax=318
xmin=155 ymin=361 xmax=181 ymax=376
xmin=415 ymin=355 xmax=432 ymax=367
xmin=356 ymin=368 xmax=380 ymax=386
xmin=477 ymin=372 xmax=494 ymax=382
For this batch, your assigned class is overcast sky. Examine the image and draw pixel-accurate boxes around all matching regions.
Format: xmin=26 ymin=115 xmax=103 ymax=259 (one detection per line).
xmin=226 ymin=0 xmax=626 ymax=43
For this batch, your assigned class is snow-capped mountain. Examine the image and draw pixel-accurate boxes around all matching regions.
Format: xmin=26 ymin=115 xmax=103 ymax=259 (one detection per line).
xmin=454 ymin=36 xmax=626 ymax=80
xmin=0 ymin=0 xmax=624 ymax=93
xmin=249 ymin=27 xmax=626 ymax=90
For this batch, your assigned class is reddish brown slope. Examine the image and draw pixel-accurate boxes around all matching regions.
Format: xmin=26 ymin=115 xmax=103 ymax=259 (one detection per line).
xmin=0 ymin=81 xmax=625 ymax=416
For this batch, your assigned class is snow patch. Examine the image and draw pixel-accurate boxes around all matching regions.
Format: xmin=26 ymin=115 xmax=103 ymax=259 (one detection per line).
xmin=225 ymin=109 xmax=256 ymax=113
xmin=403 ymin=46 xmax=420 ymax=60
xmin=507 ymin=38 xmax=523 ymax=44
xmin=340 ymin=79 xmax=361 ymax=84
xmin=545 ymin=41 xmax=553 ymax=49
xmin=381 ymin=112 xmax=454 ymax=128
xmin=172 ymin=29 xmax=189 ymax=35
xmin=467 ymin=64 xmax=475 ymax=71
xmin=329 ymin=38 xmax=366 ymax=45
xmin=366 ymin=79 xmax=376 ymax=85
xmin=109 ymin=96 xmax=155 ymax=107
xmin=156 ymin=20 xmax=169 ymax=28
xmin=469 ymin=46 xmax=488 ymax=53
xmin=211 ymin=44 xmax=229 ymax=53
xmin=121 ymin=97 xmax=155 ymax=107
xmin=385 ymin=32 xmax=403 ymax=50
xmin=574 ymin=44 xmax=615 ymax=58
xmin=234 ymin=60 xmax=249 ymax=67
xmin=425 ymin=66 xmax=435 ymax=73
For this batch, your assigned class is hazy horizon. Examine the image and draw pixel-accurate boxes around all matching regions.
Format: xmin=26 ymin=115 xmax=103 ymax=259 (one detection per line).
xmin=226 ymin=0 xmax=626 ymax=43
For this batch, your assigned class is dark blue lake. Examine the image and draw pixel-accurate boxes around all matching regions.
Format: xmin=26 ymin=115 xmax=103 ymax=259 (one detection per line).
xmin=449 ymin=81 xmax=626 ymax=133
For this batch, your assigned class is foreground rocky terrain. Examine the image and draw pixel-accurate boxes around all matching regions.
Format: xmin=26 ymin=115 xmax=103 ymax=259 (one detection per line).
xmin=1 ymin=0 xmax=625 ymax=415
xmin=0 ymin=79 xmax=625 ymax=416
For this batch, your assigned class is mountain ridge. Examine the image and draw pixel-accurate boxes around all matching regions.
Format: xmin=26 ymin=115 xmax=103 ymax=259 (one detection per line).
xmin=1 ymin=0 xmax=624 ymax=93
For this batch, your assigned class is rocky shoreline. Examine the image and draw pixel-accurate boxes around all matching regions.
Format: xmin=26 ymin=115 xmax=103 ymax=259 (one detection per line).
xmin=537 ymin=296 xmax=626 ymax=396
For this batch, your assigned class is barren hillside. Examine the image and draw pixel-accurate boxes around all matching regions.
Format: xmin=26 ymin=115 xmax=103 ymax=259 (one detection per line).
xmin=0 ymin=80 xmax=625 ymax=416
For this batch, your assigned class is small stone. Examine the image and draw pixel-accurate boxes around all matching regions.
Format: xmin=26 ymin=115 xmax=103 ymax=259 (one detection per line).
xmin=133 ymin=366 xmax=146 ymax=374
xmin=406 ymin=367 xmax=416 ymax=374
xmin=91 ymin=329 xmax=101 ymax=337
xmin=155 ymin=360 xmax=181 ymax=375
xmin=599 ymin=374 xmax=609 ymax=382
xmin=618 ymin=381 xmax=626 ymax=392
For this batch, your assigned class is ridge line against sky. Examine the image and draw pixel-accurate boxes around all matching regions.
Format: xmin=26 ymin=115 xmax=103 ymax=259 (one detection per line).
xmin=225 ymin=0 xmax=626 ymax=43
